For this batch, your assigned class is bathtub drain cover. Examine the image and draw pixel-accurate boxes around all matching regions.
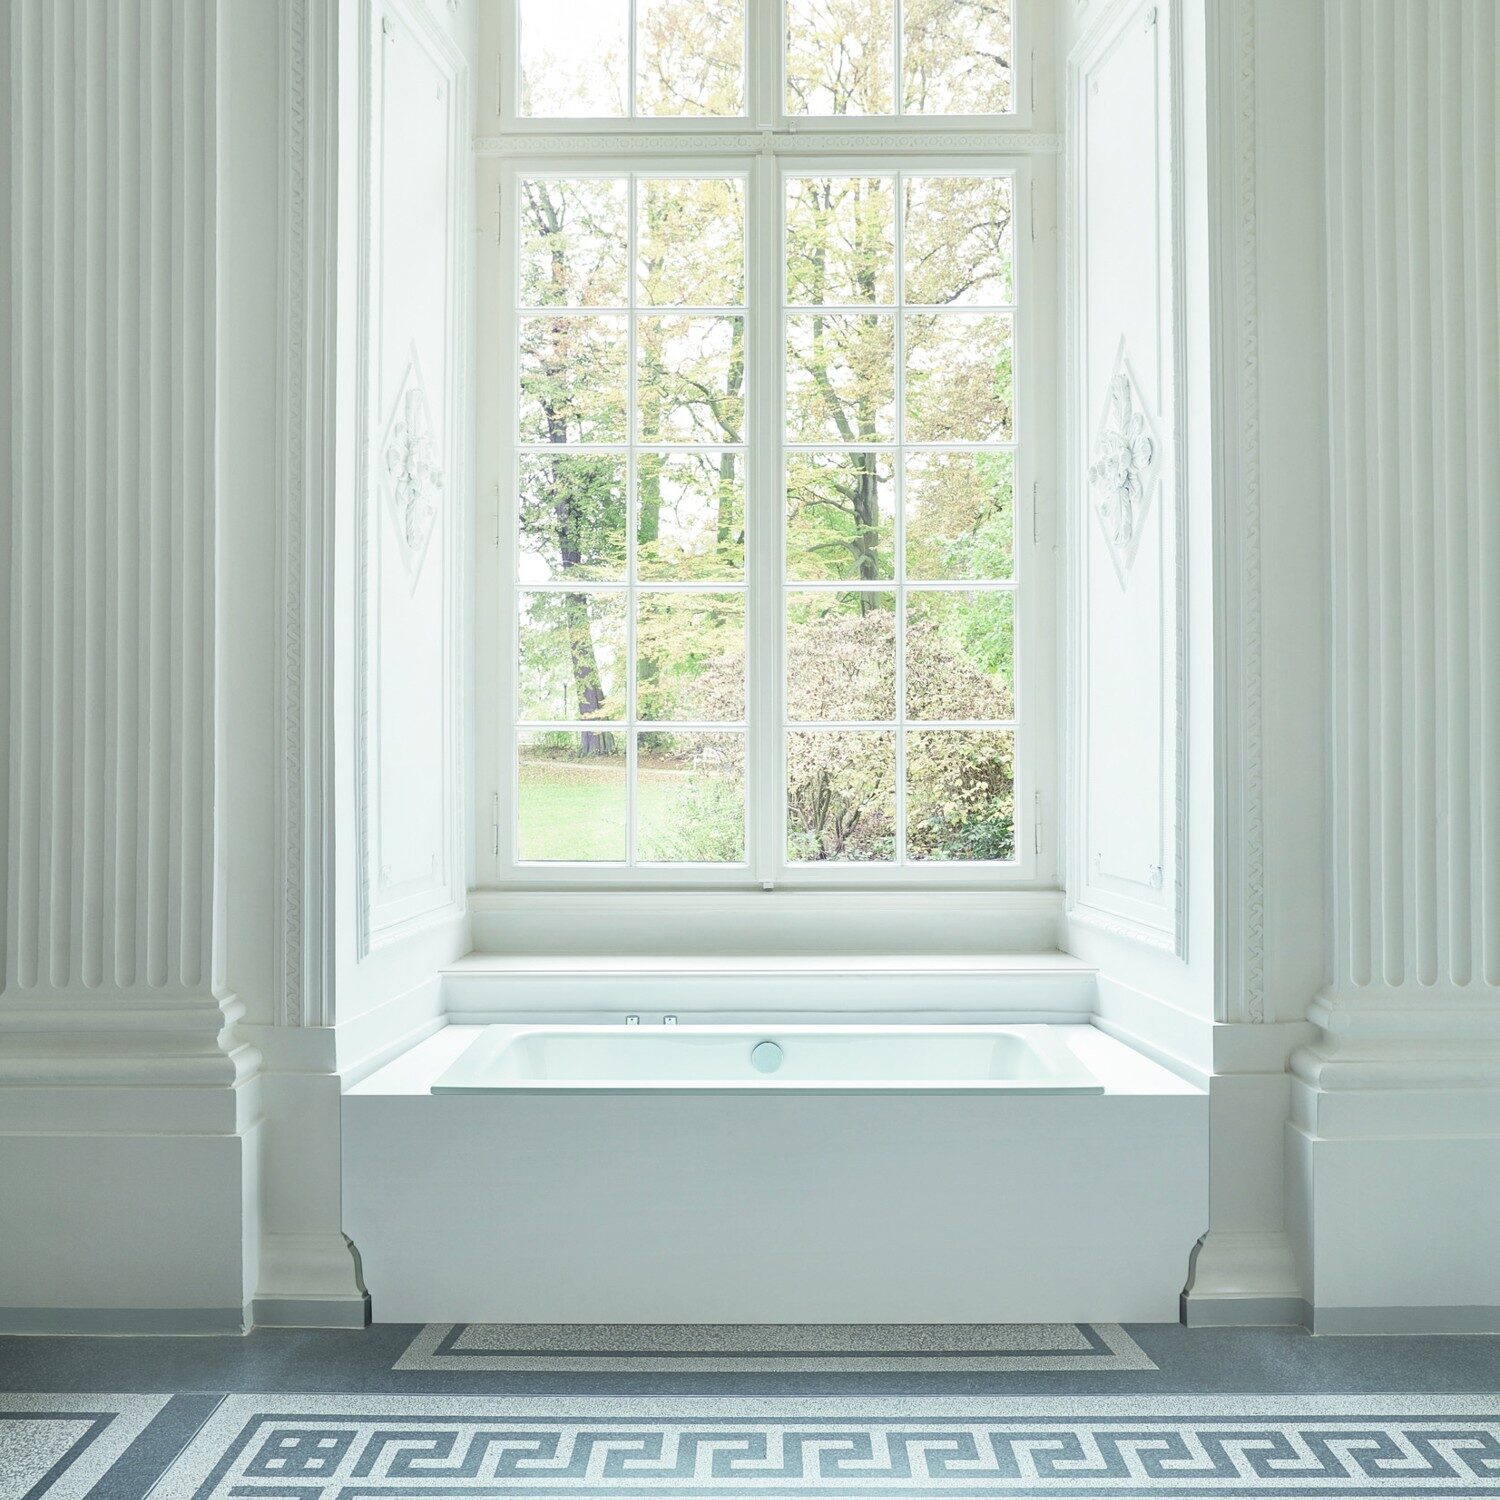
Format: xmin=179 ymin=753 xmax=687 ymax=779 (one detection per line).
xmin=750 ymin=1040 xmax=784 ymax=1074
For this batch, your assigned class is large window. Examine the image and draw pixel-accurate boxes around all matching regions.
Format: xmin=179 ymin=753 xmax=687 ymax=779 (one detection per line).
xmin=483 ymin=0 xmax=1046 ymax=886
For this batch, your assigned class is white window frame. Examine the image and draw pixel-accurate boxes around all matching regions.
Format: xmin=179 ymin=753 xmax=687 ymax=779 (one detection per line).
xmin=474 ymin=2 xmax=1057 ymax=894
xmin=491 ymin=0 xmax=1035 ymax=133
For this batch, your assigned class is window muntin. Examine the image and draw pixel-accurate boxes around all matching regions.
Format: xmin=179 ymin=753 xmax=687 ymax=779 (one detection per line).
xmin=513 ymin=174 xmax=750 ymax=866
xmin=784 ymin=0 xmax=1015 ymax=118
xmin=485 ymin=0 xmax=1044 ymax=888
xmin=518 ymin=0 xmax=748 ymax=119
xmin=509 ymin=0 xmax=1017 ymax=124
xmin=781 ymin=169 xmax=1017 ymax=866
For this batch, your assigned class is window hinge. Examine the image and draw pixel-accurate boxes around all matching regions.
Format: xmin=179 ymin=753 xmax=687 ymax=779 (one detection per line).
xmin=382 ymin=15 xmax=394 ymax=40
xmin=1030 ymin=49 xmax=1035 ymax=113
xmin=1032 ymin=481 xmax=1040 ymax=546
xmin=495 ymin=185 xmax=503 ymax=247
xmin=1034 ymin=792 xmax=1042 ymax=856
xmin=491 ymin=792 xmax=500 ymax=857
xmin=493 ymin=481 xmax=502 ymax=547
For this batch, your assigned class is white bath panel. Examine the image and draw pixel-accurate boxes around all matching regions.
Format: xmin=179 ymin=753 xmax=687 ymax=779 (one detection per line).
xmin=343 ymin=1024 xmax=1205 ymax=1324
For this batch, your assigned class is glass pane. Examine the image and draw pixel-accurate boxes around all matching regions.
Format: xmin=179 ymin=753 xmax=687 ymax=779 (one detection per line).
xmin=786 ymin=451 xmax=895 ymax=581
xmin=904 ymin=312 xmax=1013 ymax=442
xmin=637 ymin=452 xmax=745 ymax=581
xmin=786 ymin=590 xmax=896 ymax=721
xmin=637 ymin=316 xmax=745 ymax=443
xmin=635 ymin=592 xmax=746 ymax=721
xmin=637 ymin=0 xmax=745 ymax=117
xmin=638 ymin=178 xmax=745 ymax=307
xmin=907 ymin=730 xmax=1016 ymax=861
xmin=519 ymin=0 xmax=627 ymax=117
xmin=519 ymin=454 xmax=628 ymax=583
xmin=518 ymin=732 xmax=627 ymax=861
xmin=904 ymin=450 xmax=1014 ymax=581
xmin=518 ymin=590 xmax=627 ymax=722
xmin=903 ymin=176 xmax=1014 ymax=306
xmin=785 ymin=314 xmax=895 ymax=443
xmin=785 ymin=176 xmax=896 ymax=305
xmin=637 ymin=731 xmax=746 ymax=861
xmin=902 ymin=0 xmax=1013 ymax=115
xmin=519 ymin=316 xmax=628 ymax=443
xmin=786 ymin=730 xmax=896 ymax=861
xmin=905 ymin=589 xmax=1014 ymax=720
xmin=785 ymin=0 xmax=895 ymax=115
xmin=519 ymin=179 xmax=629 ymax=308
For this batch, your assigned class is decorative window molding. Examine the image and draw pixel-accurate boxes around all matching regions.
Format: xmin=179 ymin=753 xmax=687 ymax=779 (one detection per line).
xmin=1089 ymin=345 xmax=1160 ymax=587
xmin=381 ymin=356 xmax=445 ymax=589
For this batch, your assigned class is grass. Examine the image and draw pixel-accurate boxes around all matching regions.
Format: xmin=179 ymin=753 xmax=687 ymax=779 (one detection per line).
xmin=517 ymin=756 xmax=697 ymax=862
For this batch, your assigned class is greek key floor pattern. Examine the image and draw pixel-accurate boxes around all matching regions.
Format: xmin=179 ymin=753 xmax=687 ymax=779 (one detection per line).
xmin=4 ymin=1326 xmax=1500 ymax=1498
xmin=139 ymin=1395 xmax=1500 ymax=1497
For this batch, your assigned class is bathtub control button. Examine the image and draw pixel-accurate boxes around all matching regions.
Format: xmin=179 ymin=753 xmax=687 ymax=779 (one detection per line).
xmin=750 ymin=1040 xmax=784 ymax=1074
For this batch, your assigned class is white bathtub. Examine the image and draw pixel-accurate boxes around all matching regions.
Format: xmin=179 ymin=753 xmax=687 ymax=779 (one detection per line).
xmin=431 ymin=1023 xmax=1103 ymax=1094
xmin=347 ymin=1023 xmax=1207 ymax=1322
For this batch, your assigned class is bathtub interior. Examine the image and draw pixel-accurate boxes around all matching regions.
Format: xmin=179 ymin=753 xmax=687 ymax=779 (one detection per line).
xmin=430 ymin=1023 xmax=1104 ymax=1093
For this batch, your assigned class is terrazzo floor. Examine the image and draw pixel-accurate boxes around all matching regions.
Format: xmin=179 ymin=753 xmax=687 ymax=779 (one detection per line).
xmin=2 ymin=1322 xmax=1499 ymax=1497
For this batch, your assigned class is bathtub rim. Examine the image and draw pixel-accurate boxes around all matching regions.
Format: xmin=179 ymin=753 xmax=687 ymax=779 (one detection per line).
xmin=428 ymin=1021 xmax=1107 ymax=1095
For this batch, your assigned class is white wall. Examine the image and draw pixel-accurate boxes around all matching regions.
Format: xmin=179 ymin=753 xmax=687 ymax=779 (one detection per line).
xmin=251 ymin=0 xmax=477 ymax=1325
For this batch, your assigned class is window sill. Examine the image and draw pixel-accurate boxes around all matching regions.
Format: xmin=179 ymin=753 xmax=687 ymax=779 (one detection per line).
xmin=467 ymin=885 xmax=1064 ymax=959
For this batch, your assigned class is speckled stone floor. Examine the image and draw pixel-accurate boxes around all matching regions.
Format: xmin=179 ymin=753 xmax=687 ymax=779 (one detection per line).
xmin=3 ymin=1323 xmax=1499 ymax=1496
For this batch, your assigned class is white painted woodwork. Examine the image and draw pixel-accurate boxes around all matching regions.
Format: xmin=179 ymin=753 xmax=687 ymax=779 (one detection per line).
xmin=4 ymin=0 xmax=218 ymax=1006
xmin=1287 ymin=0 xmax=1500 ymax=1329
xmin=360 ymin=0 xmax=467 ymax=950
xmin=0 ymin=0 xmax=262 ymax=1329
xmin=1324 ymin=0 xmax=1499 ymax=1005
xmin=279 ymin=0 xmax=342 ymax=1030
xmin=1066 ymin=0 xmax=1184 ymax=957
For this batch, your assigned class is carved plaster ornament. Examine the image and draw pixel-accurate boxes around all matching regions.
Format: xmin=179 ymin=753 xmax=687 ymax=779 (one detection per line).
xmin=1089 ymin=346 xmax=1159 ymax=585
xmin=382 ymin=360 xmax=444 ymax=587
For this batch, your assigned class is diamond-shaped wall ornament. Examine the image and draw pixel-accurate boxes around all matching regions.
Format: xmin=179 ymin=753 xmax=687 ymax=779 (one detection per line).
xmin=381 ymin=351 xmax=444 ymax=589
xmin=1088 ymin=342 xmax=1160 ymax=587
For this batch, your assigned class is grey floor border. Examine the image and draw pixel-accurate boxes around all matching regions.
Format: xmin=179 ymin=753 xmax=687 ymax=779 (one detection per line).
xmin=0 ymin=1306 xmax=249 ymax=1336
xmin=393 ymin=1322 xmax=1158 ymax=1373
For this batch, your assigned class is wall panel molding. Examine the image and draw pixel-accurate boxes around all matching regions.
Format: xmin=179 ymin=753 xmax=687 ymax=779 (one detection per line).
xmin=355 ymin=0 xmax=468 ymax=955
xmin=3 ymin=0 xmax=222 ymax=1015
xmin=1288 ymin=0 xmax=1500 ymax=1329
xmin=1065 ymin=0 xmax=1187 ymax=960
xmin=278 ymin=0 xmax=341 ymax=1027
xmin=1207 ymin=0 xmax=1265 ymax=1022
xmin=1322 ymin=0 xmax=1498 ymax=1007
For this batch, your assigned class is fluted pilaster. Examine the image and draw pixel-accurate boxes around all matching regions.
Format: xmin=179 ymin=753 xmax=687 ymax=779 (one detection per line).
xmin=3 ymin=0 xmax=218 ymax=1003
xmin=1325 ymin=0 xmax=1499 ymax=1004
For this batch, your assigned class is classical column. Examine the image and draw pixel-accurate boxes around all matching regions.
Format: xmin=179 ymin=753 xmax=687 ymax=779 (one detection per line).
xmin=0 ymin=0 xmax=260 ymax=1332
xmin=1291 ymin=0 xmax=1500 ymax=1332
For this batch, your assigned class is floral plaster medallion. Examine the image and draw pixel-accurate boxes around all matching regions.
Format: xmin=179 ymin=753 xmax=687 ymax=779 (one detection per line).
xmin=381 ymin=352 xmax=444 ymax=589
xmin=1089 ymin=343 xmax=1159 ymax=586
